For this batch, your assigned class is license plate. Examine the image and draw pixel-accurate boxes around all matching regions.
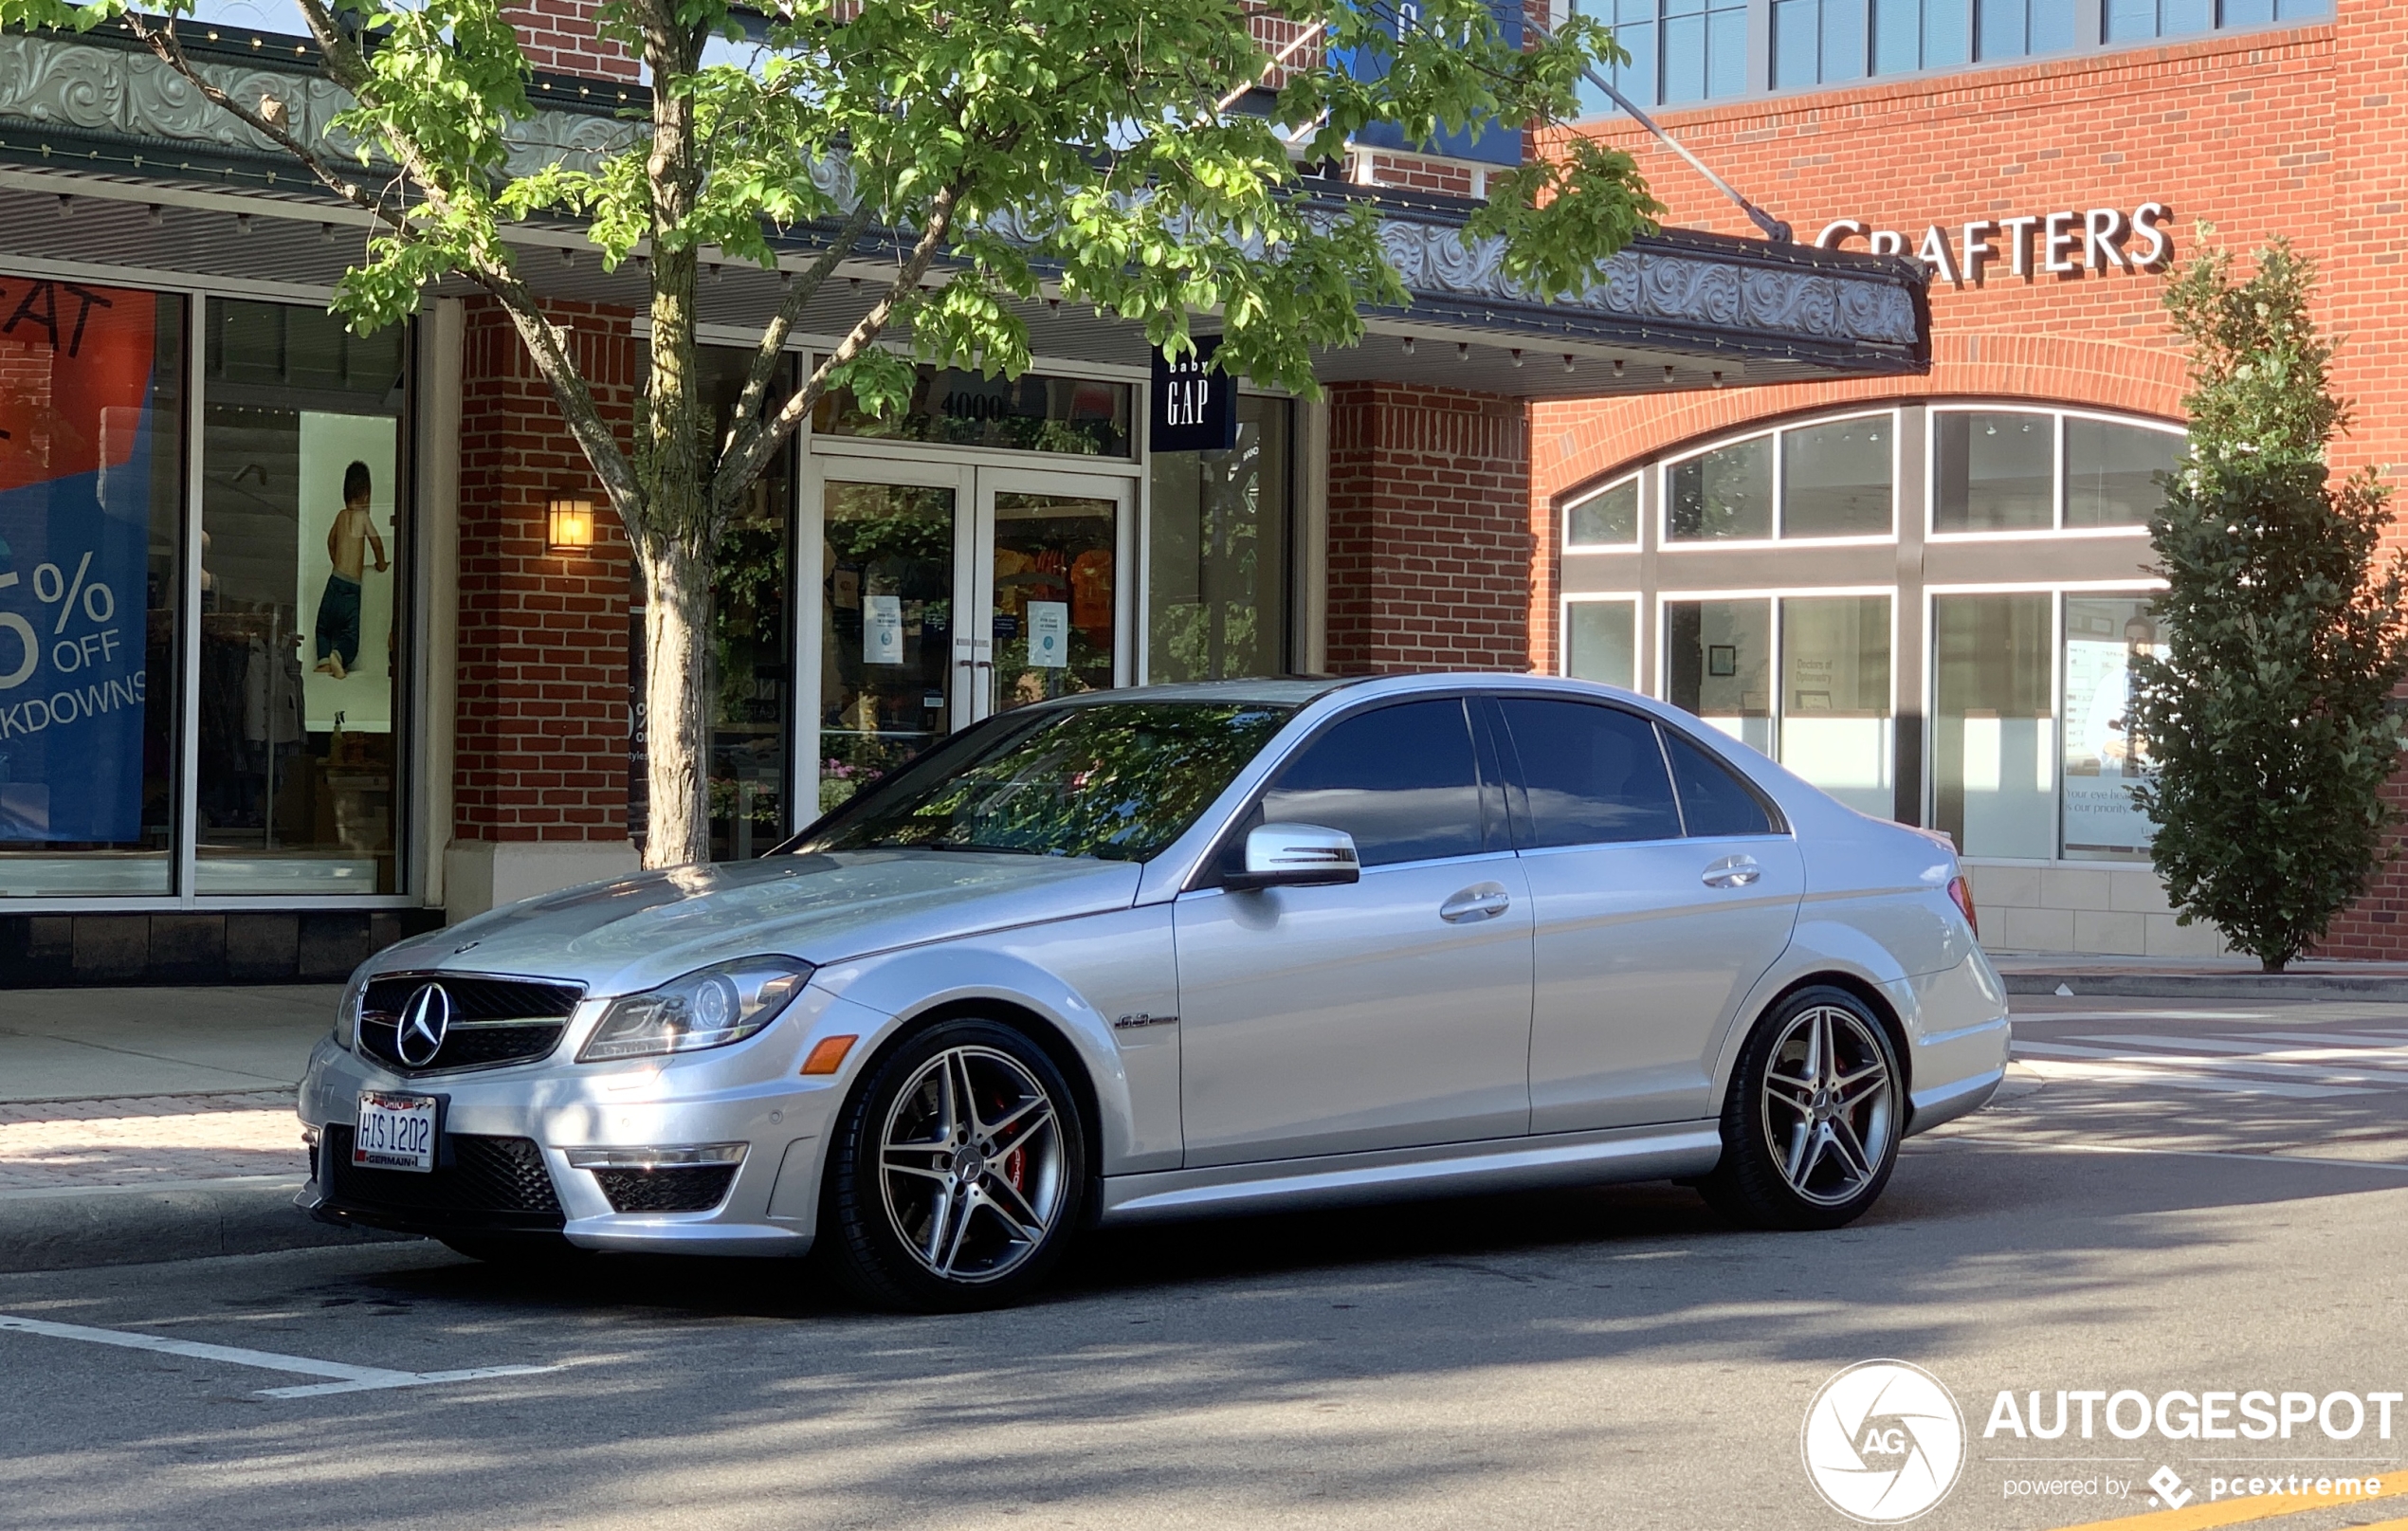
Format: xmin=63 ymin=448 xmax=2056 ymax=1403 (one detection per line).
xmin=354 ymin=1091 xmax=438 ymax=1173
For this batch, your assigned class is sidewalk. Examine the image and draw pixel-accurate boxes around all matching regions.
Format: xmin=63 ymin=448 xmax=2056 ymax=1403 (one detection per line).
xmin=0 ymin=986 xmax=403 ymax=1271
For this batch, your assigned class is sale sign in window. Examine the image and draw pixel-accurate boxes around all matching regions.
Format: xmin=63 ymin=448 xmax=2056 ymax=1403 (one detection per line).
xmin=0 ymin=277 xmax=172 ymax=848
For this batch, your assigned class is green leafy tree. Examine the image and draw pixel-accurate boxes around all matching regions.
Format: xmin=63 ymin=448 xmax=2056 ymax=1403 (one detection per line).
xmin=2 ymin=0 xmax=1659 ymax=867
xmin=2128 ymin=238 xmax=2408 ymax=971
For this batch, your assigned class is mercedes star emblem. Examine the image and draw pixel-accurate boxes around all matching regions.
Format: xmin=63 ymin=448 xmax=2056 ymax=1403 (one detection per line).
xmin=395 ymin=982 xmax=453 ymax=1067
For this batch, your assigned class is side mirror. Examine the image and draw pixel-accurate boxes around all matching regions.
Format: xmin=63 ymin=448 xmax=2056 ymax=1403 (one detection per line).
xmin=1227 ymin=823 xmax=1360 ymax=890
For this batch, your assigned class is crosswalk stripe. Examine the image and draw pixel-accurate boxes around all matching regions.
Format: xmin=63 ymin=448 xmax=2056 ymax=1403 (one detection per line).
xmin=2016 ymin=1040 xmax=2408 ymax=1084
xmin=2007 ymin=1055 xmax=2368 ymax=1098
xmin=2071 ymin=1033 xmax=2408 ymax=1066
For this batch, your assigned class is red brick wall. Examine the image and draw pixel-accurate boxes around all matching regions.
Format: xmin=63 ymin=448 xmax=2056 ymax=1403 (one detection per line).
xmin=452 ymin=299 xmax=637 ymax=846
xmin=505 ymin=0 xmax=639 ymax=82
xmin=1326 ymin=382 xmax=1532 ymax=672
xmin=1528 ymin=1 xmax=2408 ymax=956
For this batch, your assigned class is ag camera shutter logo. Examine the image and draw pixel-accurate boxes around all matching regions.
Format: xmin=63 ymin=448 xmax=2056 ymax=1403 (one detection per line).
xmin=1802 ymin=1360 xmax=1967 ymax=1522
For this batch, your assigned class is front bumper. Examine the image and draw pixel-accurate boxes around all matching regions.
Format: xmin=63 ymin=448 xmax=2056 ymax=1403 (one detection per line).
xmin=297 ymin=987 xmax=888 ymax=1256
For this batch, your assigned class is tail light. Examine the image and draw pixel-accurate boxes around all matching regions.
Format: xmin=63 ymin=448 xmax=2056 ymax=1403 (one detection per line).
xmin=1946 ymin=874 xmax=1979 ymax=939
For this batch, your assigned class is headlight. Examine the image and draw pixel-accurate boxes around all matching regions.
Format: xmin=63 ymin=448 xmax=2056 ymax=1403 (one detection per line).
xmin=335 ymin=967 xmax=370 ymax=1052
xmin=577 ymin=957 xmax=813 ymax=1063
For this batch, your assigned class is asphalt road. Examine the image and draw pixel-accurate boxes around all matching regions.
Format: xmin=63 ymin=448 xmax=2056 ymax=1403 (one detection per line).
xmin=5 ymin=994 xmax=2407 ymax=1531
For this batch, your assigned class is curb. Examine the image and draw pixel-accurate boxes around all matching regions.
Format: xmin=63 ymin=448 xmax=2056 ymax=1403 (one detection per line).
xmin=2003 ymin=972 xmax=2408 ymax=1003
xmin=0 ymin=1176 xmax=415 ymax=1273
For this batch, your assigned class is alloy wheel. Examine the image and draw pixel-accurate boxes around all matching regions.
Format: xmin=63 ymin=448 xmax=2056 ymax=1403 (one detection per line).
xmin=876 ymin=1044 xmax=1067 ymax=1284
xmin=1757 ymin=1004 xmax=1897 ymax=1208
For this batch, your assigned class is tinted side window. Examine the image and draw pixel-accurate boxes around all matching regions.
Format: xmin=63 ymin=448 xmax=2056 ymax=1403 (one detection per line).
xmin=1497 ymin=699 xmax=1682 ymax=848
xmin=1261 ymin=700 xmax=1483 ymax=867
xmin=1662 ymin=727 xmax=1778 ymax=837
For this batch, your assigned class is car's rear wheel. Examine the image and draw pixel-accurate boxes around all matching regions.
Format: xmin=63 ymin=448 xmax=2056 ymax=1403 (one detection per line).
xmin=1700 ymin=986 xmax=1903 ymax=1230
xmin=818 ymin=1019 xmax=1086 ymax=1312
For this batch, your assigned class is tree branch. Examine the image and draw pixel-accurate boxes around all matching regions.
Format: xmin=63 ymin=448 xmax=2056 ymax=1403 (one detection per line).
xmin=120 ymin=13 xmax=386 ymax=218
xmin=717 ymin=197 xmax=879 ymax=483
xmin=221 ymin=0 xmax=646 ymax=519
xmin=713 ymin=177 xmax=967 ymax=500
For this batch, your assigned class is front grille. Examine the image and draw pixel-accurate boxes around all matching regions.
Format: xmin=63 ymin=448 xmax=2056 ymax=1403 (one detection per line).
xmin=322 ymin=1126 xmax=565 ymax=1231
xmin=592 ymin=1165 xmax=739 ymax=1213
xmin=357 ymin=973 xmax=583 ymax=1074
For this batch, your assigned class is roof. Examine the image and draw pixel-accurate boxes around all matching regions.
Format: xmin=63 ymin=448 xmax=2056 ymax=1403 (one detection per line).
xmin=0 ymin=24 xmax=1929 ymax=398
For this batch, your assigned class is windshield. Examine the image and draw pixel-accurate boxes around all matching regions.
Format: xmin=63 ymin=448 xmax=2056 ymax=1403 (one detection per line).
xmin=792 ymin=701 xmax=1295 ymax=862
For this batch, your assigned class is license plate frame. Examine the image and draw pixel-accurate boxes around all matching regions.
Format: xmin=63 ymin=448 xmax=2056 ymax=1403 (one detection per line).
xmin=353 ymin=1090 xmax=442 ymax=1174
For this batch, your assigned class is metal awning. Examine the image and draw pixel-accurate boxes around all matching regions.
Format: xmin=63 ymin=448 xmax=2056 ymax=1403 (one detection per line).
xmin=0 ymin=27 xmax=1928 ymax=398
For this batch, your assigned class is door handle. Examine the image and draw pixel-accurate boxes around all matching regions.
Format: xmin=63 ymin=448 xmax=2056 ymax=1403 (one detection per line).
xmin=1439 ymin=883 xmax=1511 ymax=922
xmin=1702 ymin=855 xmax=1761 ymax=889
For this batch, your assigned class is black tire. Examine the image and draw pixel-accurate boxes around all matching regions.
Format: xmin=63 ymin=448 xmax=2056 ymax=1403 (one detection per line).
xmin=817 ymin=1018 xmax=1087 ymax=1312
xmin=1699 ymin=986 xmax=1904 ymax=1231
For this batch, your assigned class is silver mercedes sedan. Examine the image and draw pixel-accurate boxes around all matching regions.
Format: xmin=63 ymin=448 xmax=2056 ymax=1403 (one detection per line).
xmin=298 ymin=673 xmax=2009 ymax=1310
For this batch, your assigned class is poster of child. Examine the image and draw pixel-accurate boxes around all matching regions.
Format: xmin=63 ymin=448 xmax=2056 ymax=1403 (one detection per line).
xmin=312 ymin=460 xmax=387 ymax=682
xmin=296 ymin=413 xmax=398 ymax=733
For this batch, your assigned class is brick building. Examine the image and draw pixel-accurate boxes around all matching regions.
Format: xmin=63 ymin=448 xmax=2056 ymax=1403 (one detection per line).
xmin=0 ymin=0 xmax=1923 ymax=981
xmin=1531 ymin=0 xmax=2405 ymax=957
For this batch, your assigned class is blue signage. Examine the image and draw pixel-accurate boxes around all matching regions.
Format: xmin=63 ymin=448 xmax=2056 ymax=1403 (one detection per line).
xmin=0 ymin=279 xmax=158 ymax=845
xmin=1343 ymin=0 xmax=1527 ymax=170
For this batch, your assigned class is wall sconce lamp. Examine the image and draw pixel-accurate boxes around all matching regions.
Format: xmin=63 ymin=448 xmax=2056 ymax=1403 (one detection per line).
xmin=547 ymin=496 xmax=595 ymax=553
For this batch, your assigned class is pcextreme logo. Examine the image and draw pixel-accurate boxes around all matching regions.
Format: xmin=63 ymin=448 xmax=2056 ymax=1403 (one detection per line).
xmin=1803 ymin=1360 xmax=1968 ymax=1523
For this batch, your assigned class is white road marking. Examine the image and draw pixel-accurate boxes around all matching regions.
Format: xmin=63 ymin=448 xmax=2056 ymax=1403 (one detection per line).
xmin=2020 ymin=1040 xmax=2408 ymax=1086
xmin=2006 ymin=1052 xmax=2365 ymax=1098
xmin=2234 ymin=1030 xmax=2408 ymax=1048
xmin=1922 ymin=1136 xmax=2408 ymax=1175
xmin=0 ymin=1313 xmax=559 ymax=1398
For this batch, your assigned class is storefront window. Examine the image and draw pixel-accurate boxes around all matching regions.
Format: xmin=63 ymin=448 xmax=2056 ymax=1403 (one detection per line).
xmin=1934 ymin=410 xmax=2053 ymax=532
xmin=1565 ymin=598 xmax=1636 ymax=688
xmin=1666 ymin=598 xmax=1773 ymax=753
xmin=1781 ymin=415 xmax=1892 ymax=537
xmin=1779 ymin=596 xmax=1892 ymax=816
xmin=1567 ymin=476 xmax=1637 ymax=547
xmin=2065 ymin=419 xmax=2183 ymax=528
xmin=1932 ymin=592 xmax=2053 ymax=858
xmin=2062 ymin=595 xmax=2164 ymax=859
xmin=194 ymin=301 xmax=405 ymax=894
xmin=1147 ymin=395 xmax=1290 ymax=683
xmin=700 ymin=350 xmax=794 ymax=862
xmin=1667 ymin=435 xmax=1772 ymax=542
xmin=0 ymin=276 xmax=183 ymax=896
xmin=813 ymin=366 xmax=1132 ymax=457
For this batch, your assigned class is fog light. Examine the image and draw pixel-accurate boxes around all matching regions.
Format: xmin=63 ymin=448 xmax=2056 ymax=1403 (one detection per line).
xmin=564 ymin=1143 xmax=746 ymax=1171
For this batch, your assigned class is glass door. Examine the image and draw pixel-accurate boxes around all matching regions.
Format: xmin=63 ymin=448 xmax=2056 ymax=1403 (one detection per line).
xmin=806 ymin=460 xmax=1133 ymax=814
xmin=973 ymin=466 xmax=1132 ymax=718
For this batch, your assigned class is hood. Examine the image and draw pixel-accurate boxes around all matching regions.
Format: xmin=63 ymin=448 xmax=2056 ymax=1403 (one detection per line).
xmin=378 ymin=851 xmax=1144 ymax=997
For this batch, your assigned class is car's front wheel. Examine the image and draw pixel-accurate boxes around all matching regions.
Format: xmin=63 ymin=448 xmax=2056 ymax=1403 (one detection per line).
xmin=1700 ymin=987 xmax=1903 ymax=1230
xmin=818 ymin=1019 xmax=1086 ymax=1311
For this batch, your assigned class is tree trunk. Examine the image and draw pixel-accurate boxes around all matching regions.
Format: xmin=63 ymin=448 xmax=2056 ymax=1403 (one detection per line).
xmin=640 ymin=539 xmax=713 ymax=868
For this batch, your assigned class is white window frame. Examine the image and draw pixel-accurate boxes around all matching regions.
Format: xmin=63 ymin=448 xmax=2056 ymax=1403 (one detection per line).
xmin=1922 ymin=578 xmax=2170 ymax=866
xmin=1657 ymin=409 xmax=1902 ymax=550
xmin=1559 ymin=591 xmax=1643 ymax=690
xmin=1563 ymin=471 xmax=1643 ymax=552
xmin=1926 ymin=404 xmax=2182 ymax=542
xmin=1652 ymin=585 xmax=1899 ymax=773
